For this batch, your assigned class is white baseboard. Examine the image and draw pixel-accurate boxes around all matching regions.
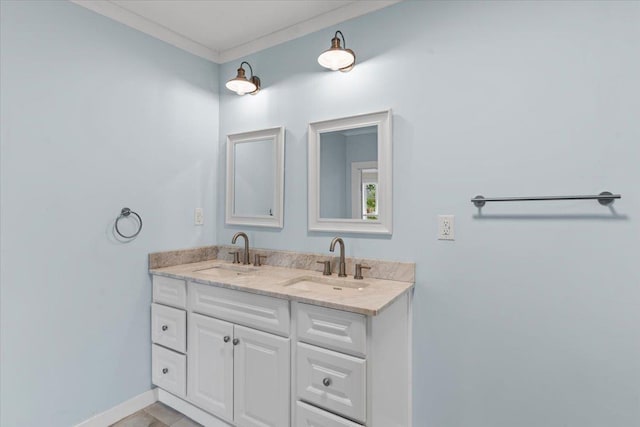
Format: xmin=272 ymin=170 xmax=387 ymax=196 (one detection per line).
xmin=158 ymin=389 xmax=231 ymax=427
xmin=75 ymin=388 xmax=158 ymax=427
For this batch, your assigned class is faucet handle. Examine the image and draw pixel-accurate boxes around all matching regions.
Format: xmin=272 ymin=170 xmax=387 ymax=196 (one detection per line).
xmin=228 ymin=251 xmax=240 ymax=264
xmin=354 ymin=264 xmax=371 ymax=280
xmin=316 ymin=260 xmax=332 ymax=276
xmin=254 ymin=254 xmax=267 ymax=267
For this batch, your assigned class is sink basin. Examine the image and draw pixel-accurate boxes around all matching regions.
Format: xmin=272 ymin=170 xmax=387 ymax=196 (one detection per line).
xmin=193 ymin=263 xmax=258 ymax=279
xmin=282 ymin=276 xmax=369 ymax=295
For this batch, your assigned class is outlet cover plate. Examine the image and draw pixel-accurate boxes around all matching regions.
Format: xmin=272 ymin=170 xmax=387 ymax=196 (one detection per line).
xmin=195 ymin=208 xmax=204 ymax=225
xmin=438 ymin=215 xmax=454 ymax=240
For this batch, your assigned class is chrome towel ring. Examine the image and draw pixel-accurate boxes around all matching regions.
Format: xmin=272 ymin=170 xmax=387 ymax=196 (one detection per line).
xmin=115 ymin=207 xmax=142 ymax=239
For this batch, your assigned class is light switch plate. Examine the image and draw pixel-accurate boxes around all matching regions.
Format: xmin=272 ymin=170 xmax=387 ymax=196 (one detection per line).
xmin=438 ymin=215 xmax=454 ymax=240
xmin=194 ymin=208 xmax=204 ymax=225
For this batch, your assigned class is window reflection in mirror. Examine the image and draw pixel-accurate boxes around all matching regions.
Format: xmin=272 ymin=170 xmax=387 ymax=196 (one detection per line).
xmin=361 ymin=172 xmax=378 ymax=220
xmin=319 ymin=125 xmax=378 ymax=220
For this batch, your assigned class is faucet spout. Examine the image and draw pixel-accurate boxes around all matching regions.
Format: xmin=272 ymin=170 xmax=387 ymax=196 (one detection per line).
xmin=231 ymin=232 xmax=251 ymax=265
xmin=329 ymin=237 xmax=347 ymax=277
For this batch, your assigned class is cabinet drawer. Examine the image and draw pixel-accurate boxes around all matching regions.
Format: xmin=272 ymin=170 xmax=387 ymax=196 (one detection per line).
xmin=189 ymin=282 xmax=290 ymax=336
xmin=151 ymin=303 xmax=186 ymax=353
xmin=296 ymin=343 xmax=366 ymax=424
xmin=153 ymin=276 xmax=187 ymax=309
xmin=296 ymin=401 xmax=362 ymax=427
xmin=152 ymin=344 xmax=186 ymax=397
xmin=296 ymin=303 xmax=367 ymax=357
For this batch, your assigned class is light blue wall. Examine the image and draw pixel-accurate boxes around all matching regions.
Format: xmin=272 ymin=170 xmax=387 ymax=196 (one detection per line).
xmin=218 ymin=1 xmax=640 ymax=426
xmin=2 ymin=1 xmax=639 ymax=426
xmin=0 ymin=2 xmax=218 ymax=426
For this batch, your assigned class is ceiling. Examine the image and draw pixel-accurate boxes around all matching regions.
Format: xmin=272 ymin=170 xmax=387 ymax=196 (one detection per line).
xmin=72 ymin=0 xmax=400 ymax=63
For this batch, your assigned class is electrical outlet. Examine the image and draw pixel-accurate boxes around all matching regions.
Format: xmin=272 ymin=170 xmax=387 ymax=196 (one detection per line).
xmin=194 ymin=208 xmax=204 ymax=225
xmin=438 ymin=215 xmax=455 ymax=240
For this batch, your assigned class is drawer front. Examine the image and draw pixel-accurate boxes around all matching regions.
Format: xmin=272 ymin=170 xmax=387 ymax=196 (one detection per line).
xmin=296 ymin=343 xmax=366 ymax=424
xmin=189 ymin=282 xmax=290 ymax=336
xmin=296 ymin=401 xmax=362 ymax=427
xmin=296 ymin=303 xmax=367 ymax=358
xmin=151 ymin=303 xmax=186 ymax=353
xmin=152 ymin=344 xmax=186 ymax=397
xmin=153 ymin=276 xmax=187 ymax=309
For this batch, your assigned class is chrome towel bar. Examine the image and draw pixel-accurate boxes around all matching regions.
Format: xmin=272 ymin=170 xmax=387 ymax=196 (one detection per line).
xmin=471 ymin=191 xmax=621 ymax=208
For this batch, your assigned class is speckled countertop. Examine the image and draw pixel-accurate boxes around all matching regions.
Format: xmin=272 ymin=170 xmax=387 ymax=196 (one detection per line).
xmin=150 ymin=259 xmax=414 ymax=316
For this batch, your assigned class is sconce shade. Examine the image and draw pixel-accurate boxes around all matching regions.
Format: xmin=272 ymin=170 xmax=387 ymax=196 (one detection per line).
xmin=318 ymin=31 xmax=355 ymax=72
xmin=226 ymin=62 xmax=260 ymax=95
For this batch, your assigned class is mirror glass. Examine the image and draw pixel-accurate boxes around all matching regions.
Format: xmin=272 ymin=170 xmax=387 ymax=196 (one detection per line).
xmin=234 ymin=138 xmax=275 ymax=217
xmin=309 ymin=110 xmax=392 ymax=235
xmin=226 ymin=127 xmax=284 ymax=228
xmin=319 ymin=126 xmax=378 ymax=219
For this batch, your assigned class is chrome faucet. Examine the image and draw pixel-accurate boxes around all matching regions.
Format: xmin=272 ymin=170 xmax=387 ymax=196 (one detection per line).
xmin=329 ymin=237 xmax=347 ymax=277
xmin=231 ymin=232 xmax=250 ymax=265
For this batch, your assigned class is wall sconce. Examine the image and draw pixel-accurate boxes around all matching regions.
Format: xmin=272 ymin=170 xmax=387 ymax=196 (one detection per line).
xmin=225 ymin=61 xmax=261 ymax=95
xmin=318 ymin=30 xmax=355 ymax=72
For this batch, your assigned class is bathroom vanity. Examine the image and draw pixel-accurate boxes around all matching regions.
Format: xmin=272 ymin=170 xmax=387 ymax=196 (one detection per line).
xmin=149 ymin=247 xmax=414 ymax=427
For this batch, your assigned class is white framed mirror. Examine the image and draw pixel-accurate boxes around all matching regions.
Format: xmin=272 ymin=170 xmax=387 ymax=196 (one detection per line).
xmin=308 ymin=110 xmax=392 ymax=234
xmin=226 ymin=126 xmax=285 ymax=228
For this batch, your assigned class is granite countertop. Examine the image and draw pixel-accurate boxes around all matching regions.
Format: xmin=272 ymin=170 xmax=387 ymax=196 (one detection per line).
xmin=150 ymin=259 xmax=414 ymax=316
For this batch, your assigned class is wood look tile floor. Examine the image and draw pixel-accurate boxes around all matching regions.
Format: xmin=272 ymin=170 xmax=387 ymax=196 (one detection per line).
xmin=110 ymin=402 xmax=202 ymax=427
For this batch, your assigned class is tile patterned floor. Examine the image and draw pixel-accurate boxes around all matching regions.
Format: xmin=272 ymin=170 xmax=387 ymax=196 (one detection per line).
xmin=110 ymin=402 xmax=202 ymax=427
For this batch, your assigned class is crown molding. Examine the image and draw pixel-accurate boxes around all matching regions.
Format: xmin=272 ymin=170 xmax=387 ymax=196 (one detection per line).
xmin=217 ymin=1 xmax=401 ymax=64
xmin=70 ymin=0 xmax=220 ymax=62
xmin=71 ymin=0 xmax=400 ymax=65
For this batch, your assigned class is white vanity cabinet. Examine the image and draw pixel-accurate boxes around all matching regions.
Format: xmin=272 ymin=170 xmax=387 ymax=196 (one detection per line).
xmin=151 ymin=276 xmax=188 ymax=398
xmin=187 ymin=282 xmax=291 ymax=426
xmin=187 ymin=312 xmax=290 ymax=427
xmin=293 ymin=295 xmax=412 ymax=427
xmin=151 ymin=273 xmax=412 ymax=427
xmin=152 ymin=277 xmax=291 ymax=427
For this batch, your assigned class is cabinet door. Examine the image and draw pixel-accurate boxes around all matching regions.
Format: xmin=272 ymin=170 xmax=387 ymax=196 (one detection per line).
xmin=233 ymin=325 xmax=290 ymax=427
xmin=187 ymin=313 xmax=234 ymax=421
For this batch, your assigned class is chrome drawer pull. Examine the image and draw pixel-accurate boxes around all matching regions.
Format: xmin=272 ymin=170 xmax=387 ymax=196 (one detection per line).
xmin=162 ymin=368 xmax=168 ymax=374
xmin=161 ymin=325 xmax=168 ymax=331
xmin=322 ymin=377 xmax=331 ymax=387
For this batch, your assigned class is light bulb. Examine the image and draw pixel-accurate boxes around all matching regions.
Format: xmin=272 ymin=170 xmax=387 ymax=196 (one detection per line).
xmin=318 ymin=49 xmax=355 ymax=71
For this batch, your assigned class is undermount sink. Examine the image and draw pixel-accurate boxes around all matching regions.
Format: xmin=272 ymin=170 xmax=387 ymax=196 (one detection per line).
xmin=193 ymin=263 xmax=258 ymax=279
xmin=282 ymin=276 xmax=369 ymax=295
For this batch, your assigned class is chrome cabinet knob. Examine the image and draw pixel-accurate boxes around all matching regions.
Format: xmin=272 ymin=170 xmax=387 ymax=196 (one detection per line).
xmin=223 ymin=335 xmax=231 ymax=343
xmin=162 ymin=368 xmax=168 ymax=374
xmin=233 ymin=338 xmax=240 ymax=345
xmin=322 ymin=377 xmax=331 ymax=387
xmin=161 ymin=325 xmax=168 ymax=331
